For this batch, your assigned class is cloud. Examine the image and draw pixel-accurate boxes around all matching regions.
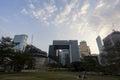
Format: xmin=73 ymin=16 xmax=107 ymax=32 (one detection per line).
xmin=95 ymin=0 xmax=104 ymax=10
xmin=21 ymin=0 xmax=120 ymax=54
xmin=45 ymin=4 xmax=57 ymax=13
xmin=53 ymin=0 xmax=90 ymax=30
xmin=21 ymin=0 xmax=57 ymax=24
xmin=32 ymin=9 xmax=46 ymax=19
xmin=80 ymin=1 xmax=90 ymax=14
xmin=95 ymin=0 xmax=120 ymax=19
xmin=21 ymin=8 xmax=28 ymax=14
xmin=31 ymin=4 xmax=57 ymax=24
xmin=29 ymin=3 xmax=35 ymax=9
xmin=94 ymin=0 xmax=120 ymax=36
xmin=53 ymin=0 xmax=79 ymax=26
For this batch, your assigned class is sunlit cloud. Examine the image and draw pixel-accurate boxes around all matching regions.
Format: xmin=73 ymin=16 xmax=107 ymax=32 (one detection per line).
xmin=21 ymin=0 xmax=120 ymax=54
xmin=94 ymin=0 xmax=120 ymax=37
xmin=80 ymin=1 xmax=90 ymax=14
xmin=53 ymin=0 xmax=79 ymax=26
xmin=95 ymin=0 xmax=104 ymax=10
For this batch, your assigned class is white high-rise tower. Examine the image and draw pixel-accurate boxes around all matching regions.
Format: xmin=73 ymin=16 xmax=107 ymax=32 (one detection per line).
xmin=96 ymin=36 xmax=103 ymax=53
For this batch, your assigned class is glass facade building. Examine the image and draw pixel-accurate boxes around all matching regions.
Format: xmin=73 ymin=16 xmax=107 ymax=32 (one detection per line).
xmin=13 ymin=34 xmax=28 ymax=51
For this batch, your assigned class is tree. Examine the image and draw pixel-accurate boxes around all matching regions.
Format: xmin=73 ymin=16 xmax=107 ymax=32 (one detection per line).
xmin=70 ymin=61 xmax=85 ymax=71
xmin=48 ymin=63 xmax=62 ymax=69
xmin=69 ymin=56 xmax=101 ymax=72
xmin=0 ymin=37 xmax=35 ymax=72
xmin=11 ymin=52 xmax=35 ymax=72
xmin=84 ymin=56 xmax=101 ymax=72
xmin=0 ymin=37 xmax=15 ymax=71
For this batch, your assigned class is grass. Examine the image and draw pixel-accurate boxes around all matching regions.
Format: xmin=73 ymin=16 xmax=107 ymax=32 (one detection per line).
xmin=0 ymin=71 xmax=120 ymax=80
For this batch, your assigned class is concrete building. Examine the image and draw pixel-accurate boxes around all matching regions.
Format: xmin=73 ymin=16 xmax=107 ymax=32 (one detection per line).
xmin=49 ymin=40 xmax=81 ymax=64
xmin=101 ymin=31 xmax=120 ymax=65
xmin=103 ymin=31 xmax=120 ymax=49
xmin=96 ymin=36 xmax=104 ymax=53
xmin=13 ymin=34 xmax=28 ymax=51
xmin=25 ymin=45 xmax=47 ymax=69
xmin=96 ymin=36 xmax=104 ymax=65
xmin=80 ymin=41 xmax=91 ymax=56
xmin=59 ymin=49 xmax=69 ymax=66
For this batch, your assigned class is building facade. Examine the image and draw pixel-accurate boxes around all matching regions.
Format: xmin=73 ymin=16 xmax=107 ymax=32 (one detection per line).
xmin=13 ymin=34 xmax=28 ymax=51
xmin=49 ymin=40 xmax=81 ymax=64
xmin=101 ymin=31 xmax=120 ymax=65
xmin=103 ymin=31 xmax=120 ymax=49
xmin=25 ymin=45 xmax=47 ymax=69
xmin=59 ymin=49 xmax=69 ymax=66
xmin=80 ymin=41 xmax=90 ymax=56
xmin=96 ymin=36 xmax=104 ymax=53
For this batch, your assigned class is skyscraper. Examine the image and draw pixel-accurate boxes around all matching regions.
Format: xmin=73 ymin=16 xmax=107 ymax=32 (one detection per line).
xmin=13 ymin=34 xmax=28 ymax=51
xmin=103 ymin=31 xmax=120 ymax=49
xmin=96 ymin=36 xmax=103 ymax=53
xmin=102 ymin=31 xmax=120 ymax=65
xmin=80 ymin=41 xmax=90 ymax=56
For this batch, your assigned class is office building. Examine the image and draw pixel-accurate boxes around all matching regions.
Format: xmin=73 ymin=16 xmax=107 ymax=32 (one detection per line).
xmin=96 ymin=36 xmax=104 ymax=53
xmin=49 ymin=40 xmax=81 ymax=64
xmin=25 ymin=45 xmax=47 ymax=69
xmin=103 ymin=31 xmax=120 ymax=49
xmin=59 ymin=49 xmax=69 ymax=66
xmin=102 ymin=31 xmax=120 ymax=65
xmin=13 ymin=34 xmax=28 ymax=51
xmin=80 ymin=41 xmax=91 ymax=56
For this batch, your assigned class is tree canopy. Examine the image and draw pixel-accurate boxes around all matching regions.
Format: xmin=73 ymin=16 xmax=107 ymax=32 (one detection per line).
xmin=0 ymin=37 xmax=35 ymax=72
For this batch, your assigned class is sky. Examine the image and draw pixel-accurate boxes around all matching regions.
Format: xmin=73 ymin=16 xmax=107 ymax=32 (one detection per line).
xmin=0 ymin=0 xmax=120 ymax=54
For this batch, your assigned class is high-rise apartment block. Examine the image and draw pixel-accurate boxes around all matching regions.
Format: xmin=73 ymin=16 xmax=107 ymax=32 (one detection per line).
xmin=13 ymin=34 xmax=28 ymax=51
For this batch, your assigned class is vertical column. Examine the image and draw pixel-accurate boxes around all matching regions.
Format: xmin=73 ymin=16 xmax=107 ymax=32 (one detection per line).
xmin=69 ymin=45 xmax=72 ymax=63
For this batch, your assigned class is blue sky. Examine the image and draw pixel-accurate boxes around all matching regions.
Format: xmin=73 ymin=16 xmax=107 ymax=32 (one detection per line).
xmin=0 ymin=0 xmax=120 ymax=54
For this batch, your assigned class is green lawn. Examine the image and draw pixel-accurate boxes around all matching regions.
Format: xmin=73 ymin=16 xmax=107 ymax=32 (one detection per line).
xmin=0 ymin=71 xmax=119 ymax=80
